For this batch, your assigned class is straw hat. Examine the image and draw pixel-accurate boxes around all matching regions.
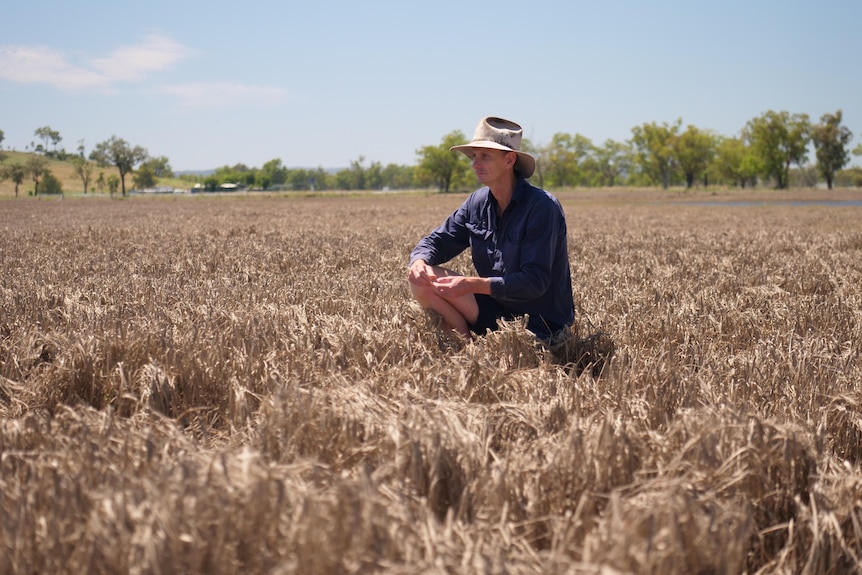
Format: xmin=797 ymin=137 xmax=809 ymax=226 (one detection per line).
xmin=450 ymin=116 xmax=535 ymax=178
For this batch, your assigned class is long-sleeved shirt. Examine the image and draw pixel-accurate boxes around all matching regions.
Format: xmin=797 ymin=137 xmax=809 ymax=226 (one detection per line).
xmin=410 ymin=177 xmax=574 ymax=339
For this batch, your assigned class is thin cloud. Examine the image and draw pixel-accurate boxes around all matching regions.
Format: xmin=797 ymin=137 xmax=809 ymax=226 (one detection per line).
xmin=91 ymin=34 xmax=192 ymax=82
xmin=157 ymin=82 xmax=289 ymax=108
xmin=0 ymin=34 xmax=192 ymax=91
xmin=0 ymin=45 xmax=108 ymax=90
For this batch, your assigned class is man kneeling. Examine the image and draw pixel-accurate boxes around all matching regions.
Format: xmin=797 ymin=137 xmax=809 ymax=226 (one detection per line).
xmin=408 ymin=116 xmax=574 ymax=343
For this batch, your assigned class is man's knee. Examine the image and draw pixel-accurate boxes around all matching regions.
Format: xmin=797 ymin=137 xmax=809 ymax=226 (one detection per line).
xmin=409 ymin=280 xmax=433 ymax=307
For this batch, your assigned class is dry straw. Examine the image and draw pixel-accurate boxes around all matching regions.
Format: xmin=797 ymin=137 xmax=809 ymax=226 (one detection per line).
xmin=1 ymin=191 xmax=861 ymax=573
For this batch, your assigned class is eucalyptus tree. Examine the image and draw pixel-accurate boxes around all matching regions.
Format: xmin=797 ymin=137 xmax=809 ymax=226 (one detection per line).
xmin=630 ymin=119 xmax=681 ymax=189
xmin=812 ymin=110 xmax=853 ymax=189
xmin=140 ymin=155 xmax=174 ymax=178
xmin=541 ymin=133 xmax=594 ymax=188
xmin=744 ymin=111 xmax=810 ymax=189
xmin=415 ymin=130 xmax=470 ymax=193
xmin=593 ymin=139 xmax=632 ymax=187
xmin=0 ymin=162 xmax=28 ymax=197
xmin=712 ymin=137 xmax=761 ymax=188
xmin=34 ymin=126 xmax=62 ymax=156
xmin=72 ymin=155 xmax=94 ymax=194
xmin=89 ymin=136 xmax=149 ymax=196
xmin=26 ymin=155 xmax=49 ymax=196
xmin=674 ymin=125 xmax=716 ymax=188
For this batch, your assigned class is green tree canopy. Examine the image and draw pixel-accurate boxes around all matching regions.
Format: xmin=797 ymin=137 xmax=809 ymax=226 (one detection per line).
xmin=630 ymin=119 xmax=681 ymax=189
xmin=90 ymin=136 xmax=149 ymax=196
xmin=139 ymin=156 xmax=174 ymax=179
xmin=0 ymin=162 xmax=27 ymax=197
xmin=712 ymin=137 xmax=761 ymax=188
xmin=133 ymin=166 xmax=157 ymax=190
xmin=674 ymin=125 xmax=715 ymax=188
xmin=335 ymin=156 xmax=384 ymax=190
xmin=40 ymin=172 xmax=63 ymax=195
xmin=261 ymin=158 xmax=288 ymax=186
xmin=811 ymin=110 xmax=853 ymax=190
xmin=539 ymin=133 xmax=594 ymax=188
xmin=106 ymin=174 xmax=120 ymax=197
xmin=72 ymin=156 xmax=94 ymax=194
xmin=34 ymin=126 xmax=62 ymax=156
xmin=593 ymin=139 xmax=632 ymax=187
xmin=26 ymin=155 xmax=49 ymax=196
xmin=415 ymin=130 xmax=470 ymax=193
xmin=744 ymin=110 xmax=810 ymax=189
xmin=380 ymin=163 xmax=414 ymax=190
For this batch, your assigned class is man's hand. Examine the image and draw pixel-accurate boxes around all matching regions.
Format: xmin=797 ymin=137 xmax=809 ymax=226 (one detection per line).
xmin=408 ymin=259 xmax=437 ymax=286
xmin=430 ymin=275 xmax=472 ymax=298
xmin=432 ymin=275 xmax=493 ymax=298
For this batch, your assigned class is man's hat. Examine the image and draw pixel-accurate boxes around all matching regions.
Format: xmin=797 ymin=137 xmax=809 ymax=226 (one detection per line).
xmin=450 ymin=116 xmax=536 ymax=178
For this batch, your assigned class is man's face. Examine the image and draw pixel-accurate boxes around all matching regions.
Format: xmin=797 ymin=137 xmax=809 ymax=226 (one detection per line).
xmin=469 ymin=148 xmax=514 ymax=185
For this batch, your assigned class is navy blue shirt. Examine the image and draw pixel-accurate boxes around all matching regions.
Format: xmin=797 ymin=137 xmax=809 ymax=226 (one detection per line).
xmin=410 ymin=177 xmax=574 ymax=339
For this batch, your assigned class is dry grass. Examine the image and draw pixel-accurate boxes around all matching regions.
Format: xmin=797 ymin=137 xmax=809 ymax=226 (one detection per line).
xmin=0 ymin=151 xmax=129 ymax=197
xmin=1 ymin=188 xmax=861 ymax=573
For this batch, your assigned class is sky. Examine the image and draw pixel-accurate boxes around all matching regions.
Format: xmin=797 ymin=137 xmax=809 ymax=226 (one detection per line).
xmin=2 ymin=0 xmax=861 ymax=172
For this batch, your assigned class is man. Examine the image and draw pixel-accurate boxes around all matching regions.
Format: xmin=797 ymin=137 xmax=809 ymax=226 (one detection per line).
xmin=408 ymin=116 xmax=574 ymax=342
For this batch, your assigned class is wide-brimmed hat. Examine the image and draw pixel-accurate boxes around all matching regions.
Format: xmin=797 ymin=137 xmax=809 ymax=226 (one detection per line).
xmin=450 ymin=116 xmax=536 ymax=178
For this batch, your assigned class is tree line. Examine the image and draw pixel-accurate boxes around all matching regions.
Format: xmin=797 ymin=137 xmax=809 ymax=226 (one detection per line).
xmin=1 ymin=109 xmax=860 ymax=197
xmin=419 ymin=109 xmax=861 ymax=193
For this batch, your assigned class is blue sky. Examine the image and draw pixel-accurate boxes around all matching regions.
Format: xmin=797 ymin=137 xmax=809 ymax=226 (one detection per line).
xmin=2 ymin=0 xmax=860 ymax=171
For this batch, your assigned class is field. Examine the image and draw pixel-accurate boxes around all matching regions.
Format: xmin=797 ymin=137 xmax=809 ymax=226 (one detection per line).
xmin=1 ymin=187 xmax=862 ymax=574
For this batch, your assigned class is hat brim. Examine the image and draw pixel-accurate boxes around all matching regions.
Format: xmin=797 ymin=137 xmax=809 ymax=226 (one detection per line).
xmin=450 ymin=142 xmax=535 ymax=179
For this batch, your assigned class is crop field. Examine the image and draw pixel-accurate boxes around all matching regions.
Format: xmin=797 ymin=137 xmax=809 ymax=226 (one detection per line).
xmin=1 ymin=188 xmax=862 ymax=574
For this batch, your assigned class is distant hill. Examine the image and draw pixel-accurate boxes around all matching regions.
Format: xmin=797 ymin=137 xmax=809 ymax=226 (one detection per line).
xmin=0 ymin=151 xmax=186 ymax=196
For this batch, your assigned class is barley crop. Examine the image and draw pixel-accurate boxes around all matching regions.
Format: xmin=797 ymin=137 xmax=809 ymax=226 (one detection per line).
xmin=1 ymin=189 xmax=861 ymax=574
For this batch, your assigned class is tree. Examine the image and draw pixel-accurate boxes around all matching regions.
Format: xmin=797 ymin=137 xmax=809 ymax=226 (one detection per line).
xmin=89 ymin=136 xmax=148 ymax=196
xmin=674 ymin=125 xmax=715 ymax=188
xmin=261 ymin=158 xmax=288 ymax=186
xmin=744 ymin=110 xmax=810 ymax=189
xmin=630 ymin=119 xmax=681 ymax=189
xmin=133 ymin=166 xmax=157 ymax=189
xmin=712 ymin=137 xmax=760 ymax=188
xmin=540 ymin=133 xmax=594 ymax=188
xmin=593 ymin=139 xmax=632 ymax=187
xmin=415 ymin=130 xmax=470 ymax=193
xmin=95 ymin=172 xmax=106 ymax=194
xmin=0 ymin=163 xmax=26 ymax=197
xmin=139 ymin=155 xmax=174 ymax=178
xmin=337 ymin=156 xmax=371 ymax=190
xmin=72 ymin=155 xmax=94 ymax=194
xmin=381 ymin=163 xmax=414 ymax=190
xmin=26 ymin=155 xmax=49 ymax=196
xmin=519 ymin=138 xmax=544 ymax=188
xmin=0 ymin=129 xmax=4 ymax=146
xmin=254 ymin=171 xmax=272 ymax=190
xmin=107 ymin=174 xmax=120 ymax=198
xmin=811 ymin=110 xmax=853 ymax=190
xmin=40 ymin=172 xmax=63 ymax=195
xmin=34 ymin=126 xmax=62 ymax=156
